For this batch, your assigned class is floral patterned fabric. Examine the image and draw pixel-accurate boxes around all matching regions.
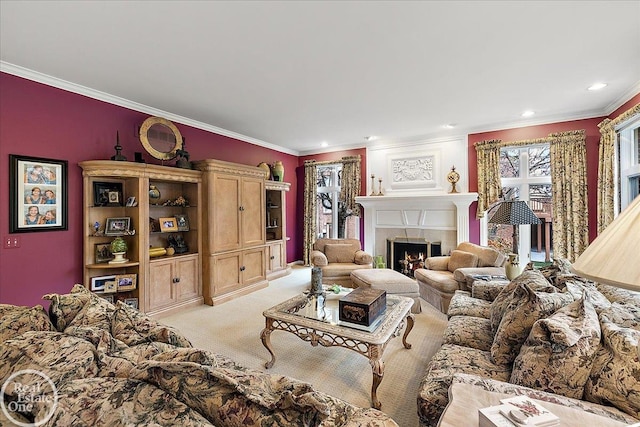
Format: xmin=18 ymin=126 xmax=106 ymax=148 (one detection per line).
xmin=584 ymin=304 xmax=640 ymax=419
xmin=418 ymin=344 xmax=511 ymax=427
xmin=0 ymin=303 xmax=55 ymax=341
xmin=1 ymin=288 xmax=398 ymax=427
xmin=510 ymin=298 xmax=601 ymax=399
xmin=490 ymin=282 xmax=574 ymax=365
xmin=471 ymin=280 xmax=508 ymax=302
xmin=447 ymin=290 xmax=491 ymax=319
xmin=489 ymin=270 xmax=557 ymax=334
xmin=443 ymin=316 xmax=493 ymax=351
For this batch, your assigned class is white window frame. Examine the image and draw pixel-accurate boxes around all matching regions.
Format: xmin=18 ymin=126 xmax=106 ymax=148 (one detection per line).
xmin=480 ymin=144 xmax=551 ymax=263
xmin=616 ymin=115 xmax=640 ymax=212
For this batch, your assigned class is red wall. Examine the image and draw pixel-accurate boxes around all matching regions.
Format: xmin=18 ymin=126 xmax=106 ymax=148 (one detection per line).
xmin=0 ymin=73 xmax=298 ymax=307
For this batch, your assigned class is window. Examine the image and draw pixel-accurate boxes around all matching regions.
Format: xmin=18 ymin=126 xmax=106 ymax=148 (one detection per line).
xmin=316 ymin=164 xmax=358 ymax=239
xmin=617 ymin=116 xmax=640 ymax=211
xmin=486 ymin=144 xmax=552 ymax=261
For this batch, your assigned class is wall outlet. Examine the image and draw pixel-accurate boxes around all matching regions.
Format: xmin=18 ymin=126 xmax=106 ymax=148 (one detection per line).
xmin=3 ymin=236 xmax=20 ymax=249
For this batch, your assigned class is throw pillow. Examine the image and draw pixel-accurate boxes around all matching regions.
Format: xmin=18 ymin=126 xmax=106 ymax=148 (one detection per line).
xmin=0 ymin=304 xmax=55 ymax=342
xmin=584 ymin=313 xmax=640 ymax=419
xmin=447 ymin=250 xmax=479 ymax=273
xmin=324 ymin=244 xmax=356 ymax=263
xmin=489 ymin=269 xmax=557 ymax=334
xmin=510 ymin=298 xmax=601 ymax=399
xmin=490 ymin=282 xmax=574 ymax=365
xmin=43 ymin=284 xmax=92 ymax=331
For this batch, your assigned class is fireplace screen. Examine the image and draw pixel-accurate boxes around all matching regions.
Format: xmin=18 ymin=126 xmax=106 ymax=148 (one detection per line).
xmin=387 ymin=238 xmax=441 ymax=277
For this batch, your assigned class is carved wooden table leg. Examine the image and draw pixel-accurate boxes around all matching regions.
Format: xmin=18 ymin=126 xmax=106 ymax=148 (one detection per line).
xmin=369 ymin=345 xmax=384 ymax=410
xmin=402 ymin=313 xmax=415 ymax=349
xmin=261 ymin=318 xmax=276 ymax=369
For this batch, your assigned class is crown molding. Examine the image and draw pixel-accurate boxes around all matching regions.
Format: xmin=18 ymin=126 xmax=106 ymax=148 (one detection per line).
xmin=0 ymin=61 xmax=299 ymax=156
xmin=604 ymin=80 xmax=640 ymax=114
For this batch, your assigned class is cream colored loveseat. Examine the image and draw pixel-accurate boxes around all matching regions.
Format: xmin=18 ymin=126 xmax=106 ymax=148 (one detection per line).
xmin=414 ymin=242 xmax=506 ymax=313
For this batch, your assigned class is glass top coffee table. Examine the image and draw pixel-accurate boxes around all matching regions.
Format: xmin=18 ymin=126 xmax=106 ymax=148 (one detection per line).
xmin=260 ymin=290 xmax=415 ymax=409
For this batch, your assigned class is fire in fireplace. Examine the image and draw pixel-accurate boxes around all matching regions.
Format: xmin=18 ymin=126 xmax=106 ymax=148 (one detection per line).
xmin=386 ymin=238 xmax=442 ymax=277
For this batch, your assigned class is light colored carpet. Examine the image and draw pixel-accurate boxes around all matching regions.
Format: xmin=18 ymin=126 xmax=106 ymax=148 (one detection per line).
xmin=159 ymin=265 xmax=448 ymax=427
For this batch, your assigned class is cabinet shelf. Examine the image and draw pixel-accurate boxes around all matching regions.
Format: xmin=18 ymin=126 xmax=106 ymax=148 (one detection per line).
xmin=86 ymin=261 xmax=139 ymax=269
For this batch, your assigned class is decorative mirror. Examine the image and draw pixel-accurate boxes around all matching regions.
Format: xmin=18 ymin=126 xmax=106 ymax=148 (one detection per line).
xmin=139 ymin=116 xmax=183 ymax=160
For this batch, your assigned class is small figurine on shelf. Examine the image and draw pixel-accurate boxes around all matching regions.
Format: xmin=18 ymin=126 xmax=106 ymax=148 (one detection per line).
xmin=175 ymin=139 xmax=192 ymax=169
xmin=111 ymin=131 xmax=127 ymax=161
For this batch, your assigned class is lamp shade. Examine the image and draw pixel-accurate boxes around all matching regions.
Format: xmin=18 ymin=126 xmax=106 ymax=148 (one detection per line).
xmin=572 ymin=195 xmax=640 ymax=291
xmin=488 ymin=200 xmax=541 ymax=225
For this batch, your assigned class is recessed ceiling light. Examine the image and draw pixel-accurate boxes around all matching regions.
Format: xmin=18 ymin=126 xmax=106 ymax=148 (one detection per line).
xmin=364 ymin=136 xmax=377 ymax=141
xmin=321 ymin=141 xmax=328 ymax=148
xmin=443 ymin=124 xmax=456 ymax=129
xmin=588 ymin=82 xmax=607 ymax=91
xmin=521 ymin=110 xmax=535 ymax=118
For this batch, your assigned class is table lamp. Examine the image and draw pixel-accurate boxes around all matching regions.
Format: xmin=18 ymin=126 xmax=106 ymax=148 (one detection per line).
xmin=489 ymin=200 xmax=541 ymax=279
xmin=572 ymin=195 xmax=640 ymax=291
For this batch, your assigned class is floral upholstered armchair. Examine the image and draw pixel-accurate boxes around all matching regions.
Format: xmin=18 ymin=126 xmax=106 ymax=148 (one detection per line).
xmin=310 ymin=238 xmax=373 ymax=287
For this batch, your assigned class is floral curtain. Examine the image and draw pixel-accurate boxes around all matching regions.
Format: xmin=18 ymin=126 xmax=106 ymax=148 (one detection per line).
xmin=340 ymin=156 xmax=362 ymax=217
xmin=302 ymin=160 xmax=318 ymax=265
xmin=549 ymin=130 xmax=588 ymax=261
xmin=474 ymin=139 xmax=503 ymax=218
xmin=597 ymin=103 xmax=640 ymax=233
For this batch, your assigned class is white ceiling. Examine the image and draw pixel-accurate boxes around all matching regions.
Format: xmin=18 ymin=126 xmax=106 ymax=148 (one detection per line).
xmin=2 ymin=1 xmax=639 ymax=155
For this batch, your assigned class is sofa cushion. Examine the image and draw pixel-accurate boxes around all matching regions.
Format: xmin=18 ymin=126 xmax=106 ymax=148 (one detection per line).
xmin=447 ymin=291 xmax=491 ymax=319
xmin=414 ymin=268 xmax=458 ymax=293
xmin=490 ymin=282 xmax=574 ymax=365
xmin=447 ymin=250 xmax=478 ymax=273
xmin=510 ymin=297 xmax=601 ymax=399
xmin=112 ymin=301 xmax=192 ymax=348
xmin=584 ymin=308 xmax=640 ymax=419
xmin=457 ymin=242 xmax=506 ymax=267
xmin=0 ymin=304 xmax=55 ymax=342
xmin=324 ymin=244 xmax=356 ymax=263
xmin=443 ymin=315 xmax=493 ymax=351
xmin=490 ymin=270 xmax=557 ymax=334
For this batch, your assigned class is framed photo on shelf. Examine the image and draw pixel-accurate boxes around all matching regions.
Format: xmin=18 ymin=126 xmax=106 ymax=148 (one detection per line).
xmin=125 ymin=196 xmax=137 ymax=207
xmin=93 ymin=181 xmax=124 ymax=207
xmin=123 ymin=298 xmax=139 ymax=309
xmin=116 ymin=274 xmax=137 ymax=291
xmin=90 ymin=274 xmax=116 ymax=292
xmin=104 ymin=280 xmax=117 ymax=293
xmin=9 ymin=154 xmax=68 ymax=233
xmin=175 ymin=213 xmax=190 ymax=231
xmin=105 ymin=217 xmax=131 ymax=236
xmin=94 ymin=242 xmax=114 ymax=263
xmin=159 ymin=217 xmax=178 ymax=232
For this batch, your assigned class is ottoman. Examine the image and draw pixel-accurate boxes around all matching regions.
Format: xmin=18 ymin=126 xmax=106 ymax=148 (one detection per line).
xmin=350 ymin=268 xmax=422 ymax=313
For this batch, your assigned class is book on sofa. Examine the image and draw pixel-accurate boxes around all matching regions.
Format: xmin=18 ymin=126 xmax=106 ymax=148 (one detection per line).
xmin=479 ymin=396 xmax=559 ymax=427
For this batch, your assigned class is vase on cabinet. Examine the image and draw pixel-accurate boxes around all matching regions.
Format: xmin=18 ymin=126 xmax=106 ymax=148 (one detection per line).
xmin=271 ymin=161 xmax=284 ymax=182
xmin=149 ymin=185 xmax=161 ymax=203
xmin=505 ymin=253 xmax=524 ymax=280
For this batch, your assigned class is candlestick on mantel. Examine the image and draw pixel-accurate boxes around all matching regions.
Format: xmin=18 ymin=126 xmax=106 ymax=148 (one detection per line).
xmin=370 ymin=174 xmax=376 ymax=196
xmin=377 ymin=178 xmax=384 ymax=196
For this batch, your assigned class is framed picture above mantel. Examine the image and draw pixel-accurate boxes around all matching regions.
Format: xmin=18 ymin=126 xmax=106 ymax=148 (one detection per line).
xmin=9 ymin=154 xmax=68 ymax=233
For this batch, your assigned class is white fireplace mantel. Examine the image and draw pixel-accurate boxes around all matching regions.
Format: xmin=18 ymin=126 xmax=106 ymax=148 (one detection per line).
xmin=355 ymin=192 xmax=478 ymax=256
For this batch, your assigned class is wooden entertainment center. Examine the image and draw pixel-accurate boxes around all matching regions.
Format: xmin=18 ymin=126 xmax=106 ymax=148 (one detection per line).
xmin=80 ymin=159 xmax=290 ymax=315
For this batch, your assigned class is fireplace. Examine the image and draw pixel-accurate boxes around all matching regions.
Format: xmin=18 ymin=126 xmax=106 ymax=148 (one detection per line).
xmin=387 ymin=237 xmax=442 ymax=277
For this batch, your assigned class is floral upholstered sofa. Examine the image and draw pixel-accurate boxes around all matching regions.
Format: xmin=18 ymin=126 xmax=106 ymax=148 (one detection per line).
xmin=417 ymin=260 xmax=640 ymax=427
xmin=0 ymin=285 xmax=398 ymax=427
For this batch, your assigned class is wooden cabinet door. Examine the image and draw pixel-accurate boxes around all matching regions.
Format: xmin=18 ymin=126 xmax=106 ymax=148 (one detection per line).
xmin=266 ymin=241 xmax=283 ymax=273
xmin=175 ymin=255 xmax=199 ymax=301
xmin=213 ymin=251 xmax=242 ymax=296
xmin=241 ymin=177 xmax=265 ymax=247
xmin=148 ymin=259 xmax=174 ymax=311
xmin=213 ymin=174 xmax=242 ymax=252
xmin=242 ymin=247 xmax=266 ymax=285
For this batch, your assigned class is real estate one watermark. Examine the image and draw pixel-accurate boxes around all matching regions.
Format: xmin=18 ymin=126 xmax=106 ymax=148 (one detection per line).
xmin=1 ymin=369 xmax=58 ymax=427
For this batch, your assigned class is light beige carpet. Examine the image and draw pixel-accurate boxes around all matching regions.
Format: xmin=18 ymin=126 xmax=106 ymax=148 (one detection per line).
xmin=159 ymin=265 xmax=448 ymax=427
